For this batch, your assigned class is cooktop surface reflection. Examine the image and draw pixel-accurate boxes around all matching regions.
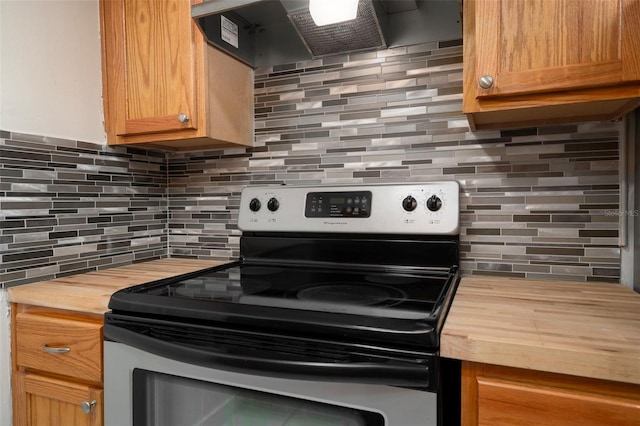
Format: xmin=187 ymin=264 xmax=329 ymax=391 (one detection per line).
xmin=143 ymin=264 xmax=452 ymax=320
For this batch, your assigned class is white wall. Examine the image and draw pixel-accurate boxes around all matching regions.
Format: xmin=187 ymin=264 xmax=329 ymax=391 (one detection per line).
xmin=0 ymin=0 xmax=106 ymax=421
xmin=0 ymin=0 xmax=105 ymax=143
xmin=0 ymin=290 xmax=11 ymax=426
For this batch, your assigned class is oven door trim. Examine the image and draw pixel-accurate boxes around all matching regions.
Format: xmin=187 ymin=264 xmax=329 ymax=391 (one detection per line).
xmin=103 ymin=318 xmax=435 ymax=388
xmin=104 ymin=341 xmax=439 ymax=426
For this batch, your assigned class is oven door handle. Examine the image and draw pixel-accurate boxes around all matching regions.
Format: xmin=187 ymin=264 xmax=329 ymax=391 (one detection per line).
xmin=104 ymin=323 xmax=432 ymax=388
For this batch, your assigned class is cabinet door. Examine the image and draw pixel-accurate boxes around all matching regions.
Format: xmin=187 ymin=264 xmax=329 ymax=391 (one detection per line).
xmin=473 ymin=0 xmax=640 ymax=99
xmin=14 ymin=373 xmax=103 ymax=426
xmin=104 ymin=0 xmax=200 ymax=137
xmin=462 ymin=362 xmax=640 ymax=426
xmin=475 ymin=377 xmax=640 ymax=426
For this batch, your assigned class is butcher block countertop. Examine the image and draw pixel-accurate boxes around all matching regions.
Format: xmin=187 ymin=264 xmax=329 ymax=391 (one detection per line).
xmin=8 ymin=261 xmax=640 ymax=385
xmin=441 ymin=275 xmax=640 ymax=385
xmin=7 ymin=258 xmax=228 ymax=315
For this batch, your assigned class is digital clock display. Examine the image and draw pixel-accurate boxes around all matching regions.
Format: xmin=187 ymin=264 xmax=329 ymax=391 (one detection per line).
xmin=305 ymin=191 xmax=372 ymax=218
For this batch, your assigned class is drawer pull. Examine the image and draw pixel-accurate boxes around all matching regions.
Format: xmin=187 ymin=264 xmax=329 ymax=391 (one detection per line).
xmin=43 ymin=344 xmax=71 ymax=354
xmin=81 ymin=400 xmax=96 ymax=414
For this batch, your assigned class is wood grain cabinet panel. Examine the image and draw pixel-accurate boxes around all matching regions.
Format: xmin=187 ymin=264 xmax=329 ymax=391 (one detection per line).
xmin=462 ymin=362 xmax=640 ymax=426
xmin=12 ymin=306 xmax=105 ymax=426
xmin=121 ymin=0 xmax=198 ymax=136
xmin=15 ymin=373 xmax=103 ymax=426
xmin=15 ymin=312 xmax=102 ymax=383
xmin=99 ymin=0 xmax=254 ymax=151
xmin=464 ymin=0 xmax=640 ymax=130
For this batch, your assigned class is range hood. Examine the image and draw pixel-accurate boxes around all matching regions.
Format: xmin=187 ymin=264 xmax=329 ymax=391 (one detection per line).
xmin=192 ymin=0 xmax=462 ymax=69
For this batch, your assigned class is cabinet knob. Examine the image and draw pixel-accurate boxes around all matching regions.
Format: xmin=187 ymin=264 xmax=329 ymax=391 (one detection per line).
xmin=177 ymin=113 xmax=190 ymax=124
xmin=80 ymin=400 xmax=96 ymax=414
xmin=42 ymin=344 xmax=70 ymax=354
xmin=478 ymin=75 xmax=494 ymax=89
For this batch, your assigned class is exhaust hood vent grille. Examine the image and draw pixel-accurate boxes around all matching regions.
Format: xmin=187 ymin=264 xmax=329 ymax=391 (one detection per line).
xmin=192 ymin=0 xmax=462 ymax=69
xmin=287 ymin=0 xmax=386 ymax=58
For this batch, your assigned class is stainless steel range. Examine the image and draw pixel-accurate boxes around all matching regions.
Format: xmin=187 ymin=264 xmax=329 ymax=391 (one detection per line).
xmin=104 ymin=181 xmax=461 ymax=426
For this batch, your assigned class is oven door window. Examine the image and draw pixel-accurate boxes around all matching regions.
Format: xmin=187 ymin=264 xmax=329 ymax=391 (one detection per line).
xmin=133 ymin=369 xmax=385 ymax=426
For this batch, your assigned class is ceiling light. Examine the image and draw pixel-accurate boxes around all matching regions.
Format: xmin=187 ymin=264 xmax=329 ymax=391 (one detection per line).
xmin=309 ymin=0 xmax=359 ymax=26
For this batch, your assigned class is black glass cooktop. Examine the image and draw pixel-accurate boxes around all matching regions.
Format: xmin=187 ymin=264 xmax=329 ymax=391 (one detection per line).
xmin=109 ymin=261 xmax=459 ymax=349
xmin=139 ymin=263 xmax=451 ymax=320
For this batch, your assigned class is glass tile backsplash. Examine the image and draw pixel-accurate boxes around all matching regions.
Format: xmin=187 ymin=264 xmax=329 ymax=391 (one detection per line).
xmin=0 ymin=39 xmax=622 ymax=286
xmin=168 ymin=39 xmax=621 ymax=283
xmin=0 ymin=133 xmax=167 ymax=287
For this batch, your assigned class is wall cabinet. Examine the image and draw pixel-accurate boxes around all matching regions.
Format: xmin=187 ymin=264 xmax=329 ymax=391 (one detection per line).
xmin=99 ymin=0 xmax=254 ymax=151
xmin=11 ymin=305 xmax=104 ymax=426
xmin=461 ymin=361 xmax=640 ymax=426
xmin=463 ymin=0 xmax=640 ymax=130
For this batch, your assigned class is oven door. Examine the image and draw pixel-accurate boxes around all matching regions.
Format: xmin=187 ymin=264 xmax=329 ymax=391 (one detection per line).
xmin=104 ymin=340 xmax=438 ymax=426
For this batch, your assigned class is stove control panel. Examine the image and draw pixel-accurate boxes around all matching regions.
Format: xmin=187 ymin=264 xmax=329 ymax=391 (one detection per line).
xmin=305 ymin=191 xmax=372 ymax=218
xmin=238 ymin=181 xmax=460 ymax=235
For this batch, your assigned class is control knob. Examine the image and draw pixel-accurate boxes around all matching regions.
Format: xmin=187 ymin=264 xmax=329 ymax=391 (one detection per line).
xmin=267 ymin=197 xmax=280 ymax=212
xmin=249 ymin=198 xmax=261 ymax=212
xmin=427 ymin=195 xmax=442 ymax=212
xmin=402 ymin=196 xmax=417 ymax=212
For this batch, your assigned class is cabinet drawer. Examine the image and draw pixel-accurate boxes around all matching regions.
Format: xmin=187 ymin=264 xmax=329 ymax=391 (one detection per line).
xmin=15 ymin=312 xmax=102 ymax=383
xmin=476 ymin=377 xmax=640 ymax=426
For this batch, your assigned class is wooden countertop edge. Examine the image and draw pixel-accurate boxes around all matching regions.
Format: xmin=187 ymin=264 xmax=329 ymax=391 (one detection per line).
xmin=441 ymin=275 xmax=640 ymax=386
xmin=441 ymin=333 xmax=640 ymax=386
xmin=7 ymin=258 xmax=230 ymax=315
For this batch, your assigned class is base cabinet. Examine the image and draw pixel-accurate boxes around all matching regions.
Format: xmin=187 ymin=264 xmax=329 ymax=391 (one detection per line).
xmin=461 ymin=361 xmax=640 ymax=426
xmin=15 ymin=373 xmax=102 ymax=426
xmin=11 ymin=305 xmax=104 ymax=426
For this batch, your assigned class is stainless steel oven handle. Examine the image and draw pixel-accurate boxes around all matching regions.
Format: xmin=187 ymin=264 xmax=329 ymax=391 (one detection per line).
xmin=104 ymin=323 xmax=431 ymax=388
